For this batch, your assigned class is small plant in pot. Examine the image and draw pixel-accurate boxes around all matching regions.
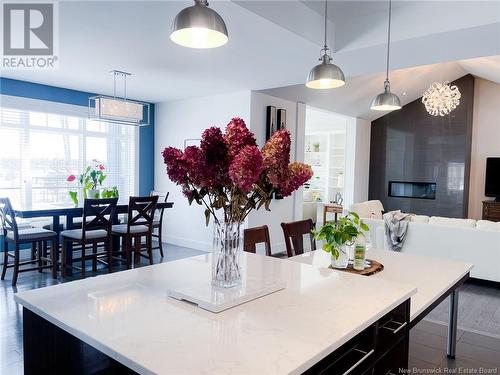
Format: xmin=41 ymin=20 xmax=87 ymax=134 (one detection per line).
xmin=314 ymin=212 xmax=369 ymax=269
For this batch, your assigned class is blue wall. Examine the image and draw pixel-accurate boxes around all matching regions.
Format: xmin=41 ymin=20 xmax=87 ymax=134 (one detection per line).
xmin=0 ymin=78 xmax=154 ymax=195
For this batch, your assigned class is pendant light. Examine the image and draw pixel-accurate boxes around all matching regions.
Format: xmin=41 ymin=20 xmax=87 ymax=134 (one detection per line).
xmin=370 ymin=0 xmax=401 ymax=111
xmin=170 ymin=0 xmax=228 ymax=49
xmin=89 ymin=70 xmax=150 ymax=127
xmin=306 ymin=0 xmax=345 ymax=89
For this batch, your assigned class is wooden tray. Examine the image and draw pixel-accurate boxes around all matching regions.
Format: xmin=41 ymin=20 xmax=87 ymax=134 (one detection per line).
xmin=329 ymin=259 xmax=384 ymax=276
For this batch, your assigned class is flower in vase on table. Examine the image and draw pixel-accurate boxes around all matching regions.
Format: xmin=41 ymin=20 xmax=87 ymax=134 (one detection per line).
xmin=162 ymin=117 xmax=312 ymax=287
xmin=162 ymin=117 xmax=313 ymax=226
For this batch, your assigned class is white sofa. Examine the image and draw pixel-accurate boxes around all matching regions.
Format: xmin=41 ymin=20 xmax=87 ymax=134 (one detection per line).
xmin=362 ymin=216 xmax=500 ymax=282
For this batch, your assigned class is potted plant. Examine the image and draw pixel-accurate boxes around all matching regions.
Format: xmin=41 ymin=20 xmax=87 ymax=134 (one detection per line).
xmin=314 ymin=212 xmax=369 ymax=269
xmin=162 ymin=118 xmax=313 ymax=287
xmin=67 ymin=160 xmax=107 ymax=205
xmin=312 ymin=142 xmax=320 ymax=152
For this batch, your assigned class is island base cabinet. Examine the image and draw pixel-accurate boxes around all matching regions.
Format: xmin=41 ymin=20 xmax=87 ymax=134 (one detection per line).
xmin=23 ymin=308 xmax=137 ymax=375
xmin=304 ymin=299 xmax=410 ymax=375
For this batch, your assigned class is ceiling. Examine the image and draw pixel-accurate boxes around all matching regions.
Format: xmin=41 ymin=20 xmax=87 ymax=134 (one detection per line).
xmin=260 ymin=55 xmax=500 ymax=121
xmin=0 ymin=1 xmax=498 ymax=105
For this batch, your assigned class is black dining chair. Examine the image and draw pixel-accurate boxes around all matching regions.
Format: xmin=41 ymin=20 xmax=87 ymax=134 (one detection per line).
xmin=112 ymin=196 xmax=158 ymax=269
xmin=150 ymin=191 xmax=169 ymax=257
xmin=0 ymin=198 xmax=58 ymax=286
xmin=60 ymin=198 xmax=118 ymax=278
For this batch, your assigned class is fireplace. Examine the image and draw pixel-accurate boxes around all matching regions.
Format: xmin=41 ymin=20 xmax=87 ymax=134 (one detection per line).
xmin=388 ymin=181 xmax=436 ymax=200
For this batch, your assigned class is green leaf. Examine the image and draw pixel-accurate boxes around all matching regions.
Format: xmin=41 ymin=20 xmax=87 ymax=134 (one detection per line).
xmin=360 ymin=223 xmax=369 ymax=232
xmin=350 ymin=211 xmax=360 ymax=220
xmin=68 ymin=191 xmax=78 ymax=206
xmin=98 ymin=173 xmax=106 ymax=185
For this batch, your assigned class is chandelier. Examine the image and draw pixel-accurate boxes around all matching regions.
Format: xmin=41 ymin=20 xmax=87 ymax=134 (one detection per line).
xmin=422 ymin=82 xmax=461 ymax=116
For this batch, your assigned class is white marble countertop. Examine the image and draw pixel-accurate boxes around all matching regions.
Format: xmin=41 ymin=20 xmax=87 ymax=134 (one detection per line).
xmin=290 ymin=249 xmax=473 ymax=321
xmin=15 ymin=252 xmax=416 ymax=375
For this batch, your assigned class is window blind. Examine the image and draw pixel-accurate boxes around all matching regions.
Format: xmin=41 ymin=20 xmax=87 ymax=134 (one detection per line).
xmin=0 ymin=95 xmax=138 ymax=208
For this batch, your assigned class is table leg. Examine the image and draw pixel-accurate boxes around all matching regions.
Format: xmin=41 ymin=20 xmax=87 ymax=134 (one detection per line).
xmin=447 ymin=289 xmax=459 ymax=358
xmin=51 ymin=215 xmax=61 ymax=274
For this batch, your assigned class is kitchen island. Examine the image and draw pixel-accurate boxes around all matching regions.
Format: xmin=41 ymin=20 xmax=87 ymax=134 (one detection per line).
xmin=15 ymin=252 xmax=416 ymax=375
xmin=290 ymin=249 xmax=473 ymax=358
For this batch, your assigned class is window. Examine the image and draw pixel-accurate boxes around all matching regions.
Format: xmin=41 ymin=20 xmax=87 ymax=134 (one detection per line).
xmin=0 ymin=95 xmax=137 ymax=208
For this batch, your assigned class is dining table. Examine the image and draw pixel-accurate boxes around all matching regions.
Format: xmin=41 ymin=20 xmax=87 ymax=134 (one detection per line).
xmin=12 ymin=200 xmax=174 ymax=276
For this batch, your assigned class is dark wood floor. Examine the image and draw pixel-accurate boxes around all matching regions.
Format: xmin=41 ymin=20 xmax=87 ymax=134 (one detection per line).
xmin=410 ymin=320 xmax=500 ymax=370
xmin=1 ymin=245 xmax=500 ymax=374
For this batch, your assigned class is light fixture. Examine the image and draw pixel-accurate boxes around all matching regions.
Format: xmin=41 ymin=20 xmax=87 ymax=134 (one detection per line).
xmin=306 ymin=0 xmax=345 ymax=89
xmin=89 ymin=70 xmax=150 ymax=127
xmin=422 ymin=81 xmax=461 ymax=116
xmin=170 ymin=0 xmax=228 ymax=49
xmin=370 ymin=0 xmax=401 ymax=111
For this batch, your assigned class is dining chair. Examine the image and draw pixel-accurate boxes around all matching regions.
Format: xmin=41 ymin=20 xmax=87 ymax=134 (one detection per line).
xmin=112 ymin=195 xmax=158 ymax=269
xmin=60 ymin=198 xmax=118 ymax=278
xmin=244 ymin=225 xmax=272 ymax=256
xmin=280 ymin=219 xmax=316 ymax=258
xmin=150 ymin=191 xmax=169 ymax=257
xmin=0 ymin=198 xmax=58 ymax=286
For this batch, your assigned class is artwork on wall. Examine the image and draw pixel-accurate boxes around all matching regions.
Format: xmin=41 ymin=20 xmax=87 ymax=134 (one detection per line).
xmin=184 ymin=139 xmax=201 ymax=148
xmin=277 ymin=109 xmax=286 ymax=130
xmin=266 ymin=106 xmax=288 ymax=141
xmin=266 ymin=106 xmax=277 ymax=141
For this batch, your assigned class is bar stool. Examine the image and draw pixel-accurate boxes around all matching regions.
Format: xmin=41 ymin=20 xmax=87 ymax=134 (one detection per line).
xmin=112 ymin=196 xmax=158 ymax=269
xmin=150 ymin=191 xmax=169 ymax=257
xmin=0 ymin=198 xmax=58 ymax=286
xmin=60 ymin=198 xmax=118 ymax=279
xmin=244 ymin=225 xmax=272 ymax=256
xmin=280 ymin=219 xmax=316 ymax=257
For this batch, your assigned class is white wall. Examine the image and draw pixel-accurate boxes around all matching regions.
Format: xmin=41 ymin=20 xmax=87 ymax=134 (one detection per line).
xmin=248 ymin=92 xmax=305 ymax=253
xmin=343 ymin=118 xmax=371 ymax=211
xmin=468 ymin=78 xmax=500 ymax=220
xmin=154 ymin=91 xmax=251 ymax=251
xmin=353 ymin=118 xmax=371 ymax=205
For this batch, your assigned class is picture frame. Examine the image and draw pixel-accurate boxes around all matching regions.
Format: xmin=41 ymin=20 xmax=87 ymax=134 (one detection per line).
xmin=277 ymin=109 xmax=286 ymax=130
xmin=266 ymin=106 xmax=277 ymax=141
xmin=183 ymin=138 xmax=201 ymax=149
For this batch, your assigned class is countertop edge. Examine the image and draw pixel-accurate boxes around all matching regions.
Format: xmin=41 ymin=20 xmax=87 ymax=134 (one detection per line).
xmin=14 ymin=294 xmax=154 ymax=375
xmin=289 ymin=286 xmax=417 ymax=375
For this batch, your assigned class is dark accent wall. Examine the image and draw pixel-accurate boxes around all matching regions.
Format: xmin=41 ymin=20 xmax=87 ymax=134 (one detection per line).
xmin=369 ymin=74 xmax=475 ymax=218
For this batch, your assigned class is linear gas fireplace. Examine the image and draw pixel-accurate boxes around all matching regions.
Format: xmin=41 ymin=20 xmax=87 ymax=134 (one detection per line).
xmin=388 ymin=181 xmax=436 ymax=200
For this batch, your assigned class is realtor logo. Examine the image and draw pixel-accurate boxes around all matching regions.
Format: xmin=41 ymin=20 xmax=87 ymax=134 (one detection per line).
xmin=2 ymin=2 xmax=58 ymax=69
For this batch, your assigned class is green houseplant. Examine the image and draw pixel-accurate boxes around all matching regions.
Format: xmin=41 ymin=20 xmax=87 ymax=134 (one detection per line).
xmin=314 ymin=212 xmax=369 ymax=268
xmin=67 ymin=160 xmax=109 ymax=205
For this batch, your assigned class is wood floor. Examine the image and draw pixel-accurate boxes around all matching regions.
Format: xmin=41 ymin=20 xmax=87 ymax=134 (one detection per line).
xmin=426 ymin=281 xmax=500 ymax=336
xmin=1 ymin=245 xmax=500 ymax=374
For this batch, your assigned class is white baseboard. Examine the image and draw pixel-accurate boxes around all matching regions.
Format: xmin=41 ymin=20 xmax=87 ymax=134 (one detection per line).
xmin=164 ymin=234 xmax=211 ymax=252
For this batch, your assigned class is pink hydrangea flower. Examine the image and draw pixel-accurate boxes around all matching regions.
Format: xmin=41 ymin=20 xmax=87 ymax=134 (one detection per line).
xmin=224 ymin=118 xmax=257 ymax=161
xmin=162 ymin=147 xmax=188 ymax=185
xmin=278 ymin=162 xmax=313 ymax=197
xmin=262 ymin=130 xmax=291 ymax=188
xmin=229 ymin=145 xmax=263 ymax=193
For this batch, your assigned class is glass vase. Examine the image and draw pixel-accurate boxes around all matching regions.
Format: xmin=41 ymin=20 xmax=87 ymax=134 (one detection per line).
xmin=212 ymin=219 xmax=244 ymax=288
xmin=331 ymin=245 xmax=349 ymax=269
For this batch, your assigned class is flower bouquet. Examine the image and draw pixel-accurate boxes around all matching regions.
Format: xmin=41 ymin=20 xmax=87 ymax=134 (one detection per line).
xmin=163 ymin=118 xmax=312 ymax=287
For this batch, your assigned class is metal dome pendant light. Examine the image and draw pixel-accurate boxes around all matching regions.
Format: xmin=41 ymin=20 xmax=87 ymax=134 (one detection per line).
xmin=370 ymin=0 xmax=401 ymax=111
xmin=170 ymin=0 xmax=228 ymax=49
xmin=306 ymin=0 xmax=345 ymax=89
